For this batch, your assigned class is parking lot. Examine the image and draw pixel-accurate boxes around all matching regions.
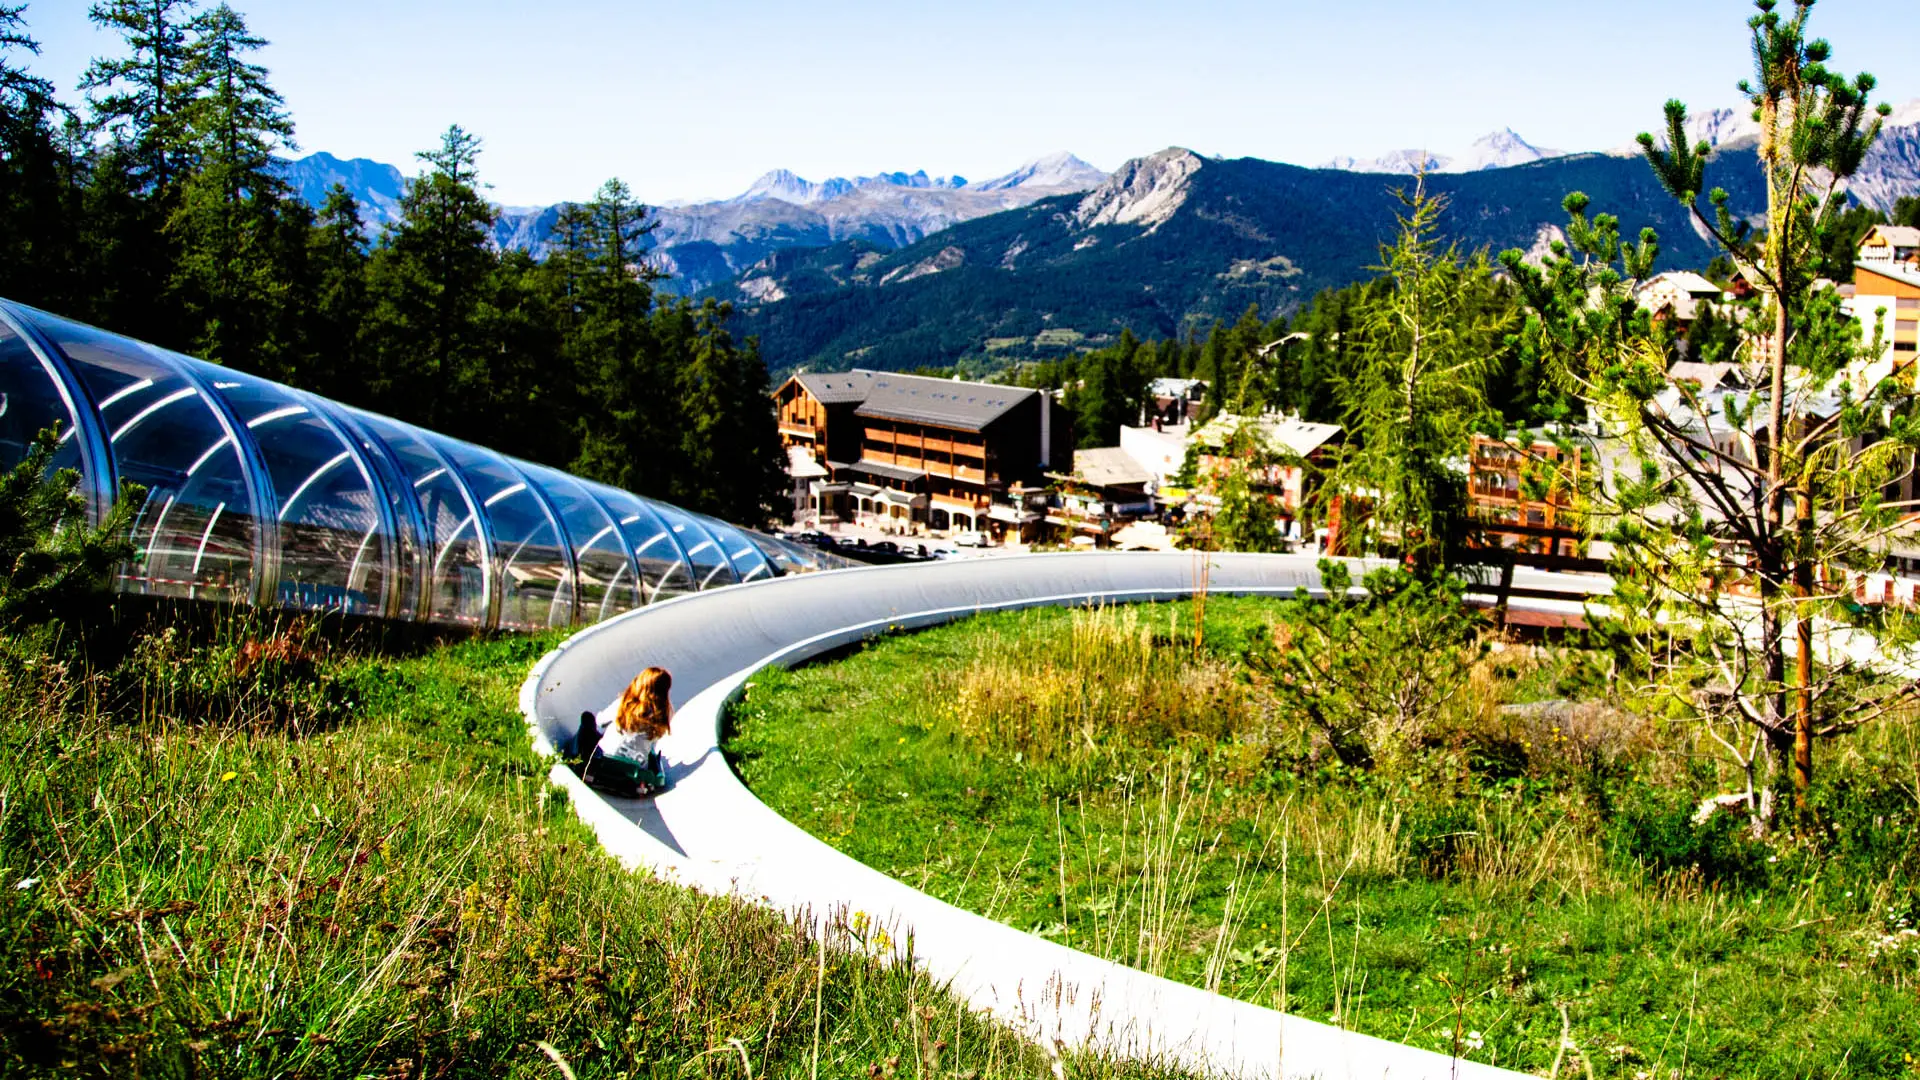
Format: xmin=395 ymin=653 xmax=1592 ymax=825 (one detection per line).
xmin=779 ymin=519 xmax=1022 ymax=562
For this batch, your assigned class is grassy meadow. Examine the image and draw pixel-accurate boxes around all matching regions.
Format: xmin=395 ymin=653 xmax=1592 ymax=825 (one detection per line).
xmin=724 ymin=597 xmax=1920 ymax=1079
xmin=0 ymin=611 xmax=1193 ymax=1080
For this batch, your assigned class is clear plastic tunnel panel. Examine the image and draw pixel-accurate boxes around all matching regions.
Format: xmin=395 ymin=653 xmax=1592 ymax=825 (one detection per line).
xmin=325 ymin=407 xmax=429 ymax=622
xmin=744 ymin=531 xmax=811 ymax=577
xmin=431 ymin=435 xmax=575 ymax=631
xmin=574 ymin=480 xmax=694 ymax=605
xmin=519 ymin=463 xmax=643 ymax=624
xmin=199 ymin=363 xmax=391 ymax=618
xmin=0 ymin=300 xmax=853 ymax=631
xmin=0 ymin=318 xmax=86 ymax=477
xmin=644 ymin=499 xmax=737 ymax=590
xmin=34 ymin=314 xmax=260 ymax=604
xmin=699 ymin=515 xmax=774 ymax=583
xmin=346 ymin=410 xmax=490 ymax=627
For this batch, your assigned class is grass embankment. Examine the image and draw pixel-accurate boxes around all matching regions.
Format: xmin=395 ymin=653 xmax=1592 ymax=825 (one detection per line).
xmin=726 ymin=598 xmax=1920 ymax=1079
xmin=0 ymin=614 xmax=1191 ymax=1079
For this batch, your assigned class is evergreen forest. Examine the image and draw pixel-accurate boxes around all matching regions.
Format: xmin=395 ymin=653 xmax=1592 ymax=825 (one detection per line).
xmin=0 ymin=1 xmax=785 ymax=526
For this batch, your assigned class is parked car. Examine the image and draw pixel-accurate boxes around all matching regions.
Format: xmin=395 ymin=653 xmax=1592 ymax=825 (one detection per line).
xmin=953 ymin=531 xmax=989 ymax=548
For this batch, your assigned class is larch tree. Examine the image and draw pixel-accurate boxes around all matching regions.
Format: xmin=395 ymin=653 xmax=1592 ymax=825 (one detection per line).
xmin=1334 ymin=178 xmax=1500 ymax=569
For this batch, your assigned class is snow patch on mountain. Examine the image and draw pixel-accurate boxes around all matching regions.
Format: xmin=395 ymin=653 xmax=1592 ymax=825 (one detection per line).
xmin=733 ymin=168 xmax=971 ymax=206
xmin=1518 ymin=224 xmax=1568 ymax=269
xmin=1608 ymin=106 xmax=1760 ymax=157
xmin=1074 ymin=149 xmax=1203 ymax=231
xmin=970 ymin=152 xmax=1107 ymax=192
xmin=1320 ymin=148 xmax=1448 ymax=174
xmin=1606 ymin=98 xmax=1920 ymax=213
xmin=1848 ymin=116 xmax=1920 ymax=213
xmin=1323 ymin=130 xmax=1560 ymax=175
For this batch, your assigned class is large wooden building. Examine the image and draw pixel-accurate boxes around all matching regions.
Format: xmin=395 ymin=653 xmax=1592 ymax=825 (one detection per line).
xmin=773 ymin=370 xmax=1073 ymax=536
xmin=1468 ymin=433 xmax=1582 ymax=556
xmin=1848 ymin=224 xmax=1920 ymax=381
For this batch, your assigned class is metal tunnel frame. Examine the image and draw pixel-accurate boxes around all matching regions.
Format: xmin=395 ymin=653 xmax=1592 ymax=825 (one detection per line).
xmin=0 ymin=299 xmax=849 ymax=630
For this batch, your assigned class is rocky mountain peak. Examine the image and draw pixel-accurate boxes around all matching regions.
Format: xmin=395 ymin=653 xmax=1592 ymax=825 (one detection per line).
xmin=1073 ymin=148 xmax=1204 ymax=231
xmin=1452 ymin=128 xmax=1561 ymax=171
xmin=862 ymin=169 xmax=966 ymax=191
xmin=735 ymin=169 xmax=855 ymax=205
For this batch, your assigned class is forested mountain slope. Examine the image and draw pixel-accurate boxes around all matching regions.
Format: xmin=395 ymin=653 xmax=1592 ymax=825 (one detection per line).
xmin=713 ymin=146 xmax=1771 ymax=376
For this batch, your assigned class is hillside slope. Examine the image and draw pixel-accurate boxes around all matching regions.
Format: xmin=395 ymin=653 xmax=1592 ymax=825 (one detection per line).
xmin=718 ymin=147 xmax=1770 ymax=375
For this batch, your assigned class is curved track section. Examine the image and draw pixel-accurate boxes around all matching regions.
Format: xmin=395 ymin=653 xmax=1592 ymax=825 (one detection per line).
xmin=522 ymin=553 xmax=1555 ymax=1079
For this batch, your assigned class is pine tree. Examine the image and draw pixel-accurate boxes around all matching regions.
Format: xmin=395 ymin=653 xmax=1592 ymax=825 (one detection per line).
xmin=563 ymin=179 xmax=672 ymax=495
xmin=296 ymin=185 xmax=370 ymax=399
xmin=77 ymin=0 xmax=207 ymax=342
xmin=1504 ymin=0 xmax=1919 ymax=822
xmin=670 ymin=299 xmax=782 ymax=525
xmin=363 ymin=125 xmax=499 ymax=435
xmin=0 ymin=5 xmax=77 ymax=308
xmin=81 ymin=0 xmax=198 ymax=193
xmin=167 ymin=2 xmax=297 ymax=370
xmin=0 ymin=4 xmax=56 ymax=140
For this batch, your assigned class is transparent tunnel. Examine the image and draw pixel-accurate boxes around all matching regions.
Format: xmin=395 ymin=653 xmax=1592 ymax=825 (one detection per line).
xmin=0 ymin=299 xmax=850 ymax=630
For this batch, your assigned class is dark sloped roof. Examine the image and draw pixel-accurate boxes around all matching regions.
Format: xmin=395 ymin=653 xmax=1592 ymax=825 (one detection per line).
xmin=849 ymin=457 xmax=928 ymax=483
xmin=853 ymin=371 xmax=1036 ymax=431
xmin=794 ymin=371 xmax=875 ymax=404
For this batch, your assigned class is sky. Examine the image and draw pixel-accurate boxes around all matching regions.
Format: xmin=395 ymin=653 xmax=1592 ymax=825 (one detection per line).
xmin=21 ymin=0 xmax=1920 ymax=208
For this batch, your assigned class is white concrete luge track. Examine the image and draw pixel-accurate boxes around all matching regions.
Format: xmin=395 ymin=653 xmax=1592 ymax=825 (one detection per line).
xmin=520 ymin=553 xmax=1566 ymax=1079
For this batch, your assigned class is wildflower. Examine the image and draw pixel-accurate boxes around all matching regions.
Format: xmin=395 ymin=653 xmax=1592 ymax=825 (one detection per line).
xmin=1464 ymin=1031 xmax=1484 ymax=1051
xmin=220 ymin=772 xmax=238 ymax=782
xmin=13 ymin=877 xmax=38 ymax=891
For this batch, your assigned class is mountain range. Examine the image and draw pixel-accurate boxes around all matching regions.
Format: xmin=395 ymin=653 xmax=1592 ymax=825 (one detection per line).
xmin=1321 ymin=128 xmax=1565 ymax=174
xmin=276 ymin=151 xmax=1107 ymax=293
xmin=275 ymin=103 xmax=1920 ymax=373
xmin=711 ymin=144 xmax=1782 ymax=376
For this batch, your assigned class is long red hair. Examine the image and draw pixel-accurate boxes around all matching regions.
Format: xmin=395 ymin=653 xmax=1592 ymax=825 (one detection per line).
xmin=616 ymin=667 xmax=672 ymax=738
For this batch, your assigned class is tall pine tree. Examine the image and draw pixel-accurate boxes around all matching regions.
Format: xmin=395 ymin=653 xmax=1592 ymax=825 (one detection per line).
xmin=168 ymin=2 xmax=297 ymax=371
xmin=363 ymin=125 xmax=498 ymax=438
xmin=0 ymin=5 xmax=77 ymax=308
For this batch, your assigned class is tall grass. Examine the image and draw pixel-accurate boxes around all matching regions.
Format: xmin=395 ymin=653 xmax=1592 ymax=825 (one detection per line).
xmin=727 ymin=597 xmax=1920 ymax=1078
xmin=0 ymin=619 xmax=1196 ymax=1079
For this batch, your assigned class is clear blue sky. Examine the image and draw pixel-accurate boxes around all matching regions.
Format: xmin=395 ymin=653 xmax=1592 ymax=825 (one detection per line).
xmin=19 ymin=0 xmax=1920 ymax=207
